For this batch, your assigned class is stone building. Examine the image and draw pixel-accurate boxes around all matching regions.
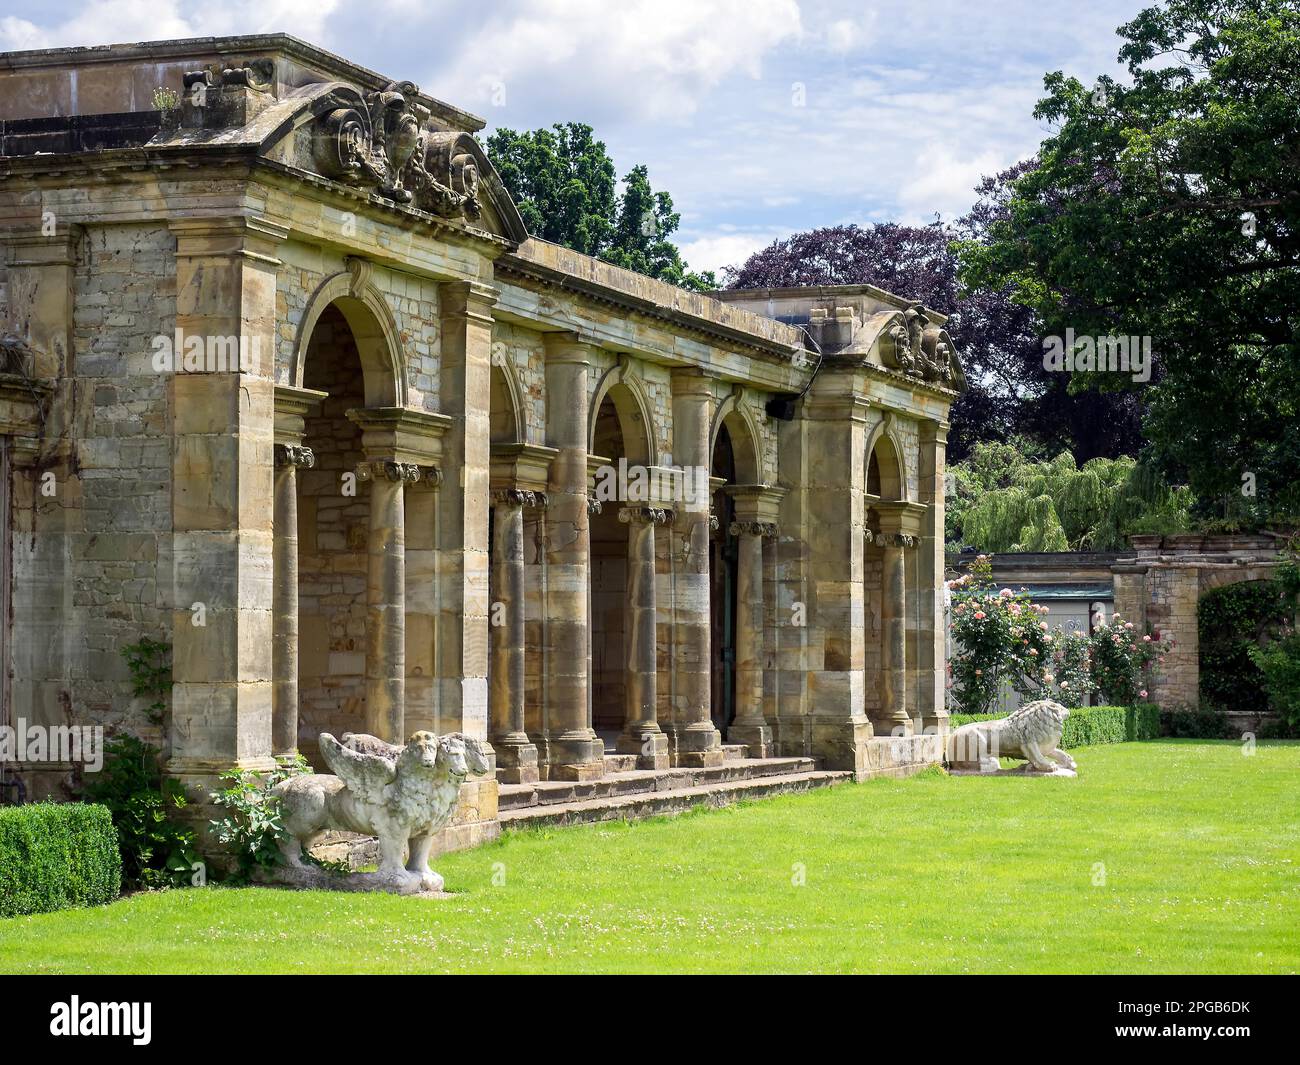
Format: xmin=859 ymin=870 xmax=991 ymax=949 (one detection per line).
xmin=0 ymin=35 xmax=963 ymax=847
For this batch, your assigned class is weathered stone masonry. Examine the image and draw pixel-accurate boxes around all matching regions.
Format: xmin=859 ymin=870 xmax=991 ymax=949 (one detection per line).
xmin=0 ymin=35 xmax=964 ymax=850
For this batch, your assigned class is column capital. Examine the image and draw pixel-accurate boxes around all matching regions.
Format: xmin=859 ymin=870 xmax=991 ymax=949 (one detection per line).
xmin=870 ymin=531 xmax=918 ymax=549
xmin=356 ymin=460 xmax=422 ymax=484
xmin=619 ymin=504 xmax=674 ymax=526
xmin=492 ymin=487 xmax=547 ymax=508
xmin=274 ymin=443 xmax=316 ymax=469
xmin=729 ymin=520 xmax=777 ymax=538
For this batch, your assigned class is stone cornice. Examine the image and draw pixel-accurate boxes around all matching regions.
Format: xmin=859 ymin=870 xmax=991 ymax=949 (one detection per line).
xmin=498 ymin=249 xmax=806 ymax=368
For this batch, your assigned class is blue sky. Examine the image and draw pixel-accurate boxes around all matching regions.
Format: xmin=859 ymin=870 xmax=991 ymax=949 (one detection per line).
xmin=1 ymin=0 xmax=1141 ymax=275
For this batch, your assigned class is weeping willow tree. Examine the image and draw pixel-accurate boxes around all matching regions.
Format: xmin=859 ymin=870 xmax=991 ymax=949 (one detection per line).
xmin=949 ymin=444 xmax=1193 ymax=552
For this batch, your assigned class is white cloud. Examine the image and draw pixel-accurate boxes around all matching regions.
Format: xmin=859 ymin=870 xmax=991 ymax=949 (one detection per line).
xmin=0 ymin=1 xmax=341 ymax=53
xmin=427 ymin=0 xmax=803 ymax=123
xmin=679 ymin=230 xmax=787 ymax=276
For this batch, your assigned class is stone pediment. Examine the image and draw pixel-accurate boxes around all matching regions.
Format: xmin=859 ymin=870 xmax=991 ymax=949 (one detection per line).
xmin=148 ymin=63 xmax=528 ymax=245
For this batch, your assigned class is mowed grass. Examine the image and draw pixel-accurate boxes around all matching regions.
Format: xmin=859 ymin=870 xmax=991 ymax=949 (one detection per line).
xmin=1 ymin=740 xmax=1296 ymax=974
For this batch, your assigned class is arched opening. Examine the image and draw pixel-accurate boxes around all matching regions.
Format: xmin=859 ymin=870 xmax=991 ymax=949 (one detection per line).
xmin=709 ymin=409 xmax=763 ymax=738
xmin=291 ymin=298 xmax=400 ymax=765
xmin=1197 ymin=578 xmax=1291 ymax=711
xmin=710 ymin=424 xmax=738 ymax=735
xmin=867 ymin=433 xmax=903 ymax=501
xmin=589 ymin=382 xmax=654 ymax=741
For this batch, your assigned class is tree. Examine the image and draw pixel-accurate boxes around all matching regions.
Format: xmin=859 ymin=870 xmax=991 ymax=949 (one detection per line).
xmin=948 ymin=441 xmax=1193 ymax=551
xmin=721 ymin=187 xmax=1145 ymax=461
xmin=486 ymin=123 xmax=715 ymax=291
xmin=956 ymin=0 xmax=1300 ymax=524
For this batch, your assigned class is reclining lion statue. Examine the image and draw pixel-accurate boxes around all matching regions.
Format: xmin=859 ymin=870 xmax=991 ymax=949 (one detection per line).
xmin=946 ymin=698 xmax=1078 ymax=775
xmin=272 ymin=730 xmax=490 ymax=894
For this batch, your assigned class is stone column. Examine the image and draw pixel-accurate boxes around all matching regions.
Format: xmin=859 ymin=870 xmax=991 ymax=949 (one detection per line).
xmin=878 ymin=532 xmax=913 ymax=735
xmin=668 ymin=370 xmax=723 ymax=767
xmin=916 ymin=420 xmax=949 ymax=733
xmin=357 ymin=459 xmax=418 ymax=742
xmin=542 ymin=332 xmax=604 ymax=780
xmin=490 ymin=488 xmax=540 ymax=783
xmin=617 ymin=505 xmax=671 ymax=769
xmin=272 ymin=441 xmax=313 ymax=760
xmin=729 ymin=520 xmax=776 ymax=757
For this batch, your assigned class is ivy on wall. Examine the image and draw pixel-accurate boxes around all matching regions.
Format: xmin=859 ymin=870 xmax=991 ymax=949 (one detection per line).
xmin=1197 ymin=580 xmax=1291 ymax=711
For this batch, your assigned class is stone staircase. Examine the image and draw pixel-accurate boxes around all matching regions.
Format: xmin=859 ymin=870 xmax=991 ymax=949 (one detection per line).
xmin=498 ymin=742 xmax=852 ymax=830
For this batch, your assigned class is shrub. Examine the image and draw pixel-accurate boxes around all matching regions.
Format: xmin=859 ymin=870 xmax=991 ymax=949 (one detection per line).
xmin=1248 ymin=630 xmax=1300 ymax=726
xmin=1197 ymin=580 xmax=1291 ymax=710
xmin=210 ymin=755 xmax=315 ymax=882
xmin=81 ymin=735 xmax=199 ymax=890
xmin=947 ymin=705 xmax=1159 ymax=749
xmin=1160 ymin=706 xmax=1233 ymax=739
xmin=0 ymin=802 xmax=121 ymax=917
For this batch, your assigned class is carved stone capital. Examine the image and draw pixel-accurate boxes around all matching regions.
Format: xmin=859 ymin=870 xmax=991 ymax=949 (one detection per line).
xmin=356 ymin=460 xmax=421 ymax=484
xmin=587 ymin=497 xmax=603 ymax=516
xmin=274 ymin=443 xmax=316 ymax=469
xmin=619 ymin=505 xmax=673 ymax=526
xmin=493 ymin=488 xmax=546 ymax=509
xmin=871 ymin=531 xmax=917 ymax=549
xmin=729 ymin=520 xmax=777 ymax=538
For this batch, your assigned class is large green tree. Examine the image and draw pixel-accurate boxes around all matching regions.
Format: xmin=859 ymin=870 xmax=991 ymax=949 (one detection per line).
xmin=486 ymin=123 xmax=715 ymax=291
xmin=957 ymin=0 xmax=1300 ymax=525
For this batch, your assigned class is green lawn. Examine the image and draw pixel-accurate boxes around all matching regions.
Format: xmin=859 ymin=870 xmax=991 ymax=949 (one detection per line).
xmin=1 ymin=740 xmax=1296 ymax=974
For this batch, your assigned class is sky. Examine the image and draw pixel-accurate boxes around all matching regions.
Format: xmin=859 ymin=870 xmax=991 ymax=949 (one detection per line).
xmin=0 ymin=0 xmax=1142 ymax=276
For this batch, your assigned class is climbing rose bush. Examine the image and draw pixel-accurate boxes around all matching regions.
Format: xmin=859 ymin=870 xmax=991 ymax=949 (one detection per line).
xmin=949 ymin=556 xmax=1173 ymax=712
xmin=948 ymin=555 xmax=1054 ymax=714
xmin=1090 ymin=613 xmax=1173 ymax=705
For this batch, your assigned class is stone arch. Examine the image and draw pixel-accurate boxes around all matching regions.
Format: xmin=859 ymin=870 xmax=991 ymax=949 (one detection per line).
xmin=865 ymin=418 xmax=907 ymax=501
xmin=1199 ymin=564 xmax=1278 ymax=595
xmin=490 ymin=355 xmax=526 ymax=444
xmin=710 ymin=391 xmax=762 ymax=484
xmin=588 ymin=362 xmax=654 ymax=465
xmin=292 ymin=264 xmax=406 ymax=408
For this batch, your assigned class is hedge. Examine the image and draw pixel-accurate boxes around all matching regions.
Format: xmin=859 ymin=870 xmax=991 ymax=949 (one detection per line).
xmin=947 ymin=704 xmax=1161 ymax=748
xmin=0 ymin=802 xmax=121 ymax=918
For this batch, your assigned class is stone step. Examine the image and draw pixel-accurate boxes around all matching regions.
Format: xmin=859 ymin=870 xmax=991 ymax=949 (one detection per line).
xmin=497 ymin=756 xmax=818 ymax=812
xmin=722 ymin=744 xmax=749 ymax=762
xmin=602 ymin=753 xmax=638 ymax=773
xmin=499 ymin=769 xmax=851 ymax=829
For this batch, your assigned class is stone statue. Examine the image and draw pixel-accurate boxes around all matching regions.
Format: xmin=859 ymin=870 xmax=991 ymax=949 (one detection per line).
xmin=946 ymin=698 xmax=1078 ymax=776
xmin=272 ymin=730 xmax=490 ymax=894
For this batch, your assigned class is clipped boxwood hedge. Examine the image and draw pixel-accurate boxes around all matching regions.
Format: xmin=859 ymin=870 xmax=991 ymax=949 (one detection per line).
xmin=947 ymin=704 xmax=1161 ymax=748
xmin=0 ymin=802 xmax=121 ymax=918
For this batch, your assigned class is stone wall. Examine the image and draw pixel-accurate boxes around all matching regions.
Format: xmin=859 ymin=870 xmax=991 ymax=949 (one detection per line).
xmin=11 ymin=223 xmax=177 ymax=797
